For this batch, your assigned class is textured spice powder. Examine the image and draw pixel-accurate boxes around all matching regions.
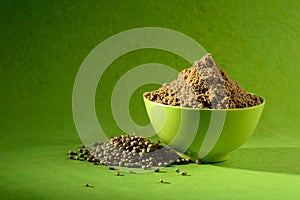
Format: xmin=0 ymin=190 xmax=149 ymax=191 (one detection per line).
xmin=144 ymin=53 xmax=263 ymax=109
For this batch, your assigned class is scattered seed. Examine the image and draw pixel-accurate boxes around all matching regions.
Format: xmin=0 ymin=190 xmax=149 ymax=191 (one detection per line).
xmin=78 ymin=148 xmax=83 ymax=153
xmin=83 ymin=155 xmax=89 ymax=160
xmin=83 ymin=149 xmax=89 ymax=155
xmin=195 ymin=159 xmax=201 ymax=164
xmin=180 ymin=171 xmax=187 ymax=176
xmin=78 ymin=153 xmax=84 ymax=158
xmin=68 ymin=150 xmax=76 ymax=155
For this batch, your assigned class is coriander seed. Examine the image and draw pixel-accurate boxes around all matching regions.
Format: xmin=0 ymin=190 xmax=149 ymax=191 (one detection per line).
xmin=68 ymin=150 xmax=76 ymax=155
xmin=78 ymin=148 xmax=83 ymax=153
xmin=78 ymin=153 xmax=84 ymax=158
xmin=195 ymin=159 xmax=201 ymax=164
xmin=154 ymin=168 xmax=160 ymax=173
xmin=180 ymin=171 xmax=187 ymax=176
xmin=83 ymin=149 xmax=89 ymax=155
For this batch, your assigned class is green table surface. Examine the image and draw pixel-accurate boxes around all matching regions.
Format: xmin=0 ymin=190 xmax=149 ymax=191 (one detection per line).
xmin=1 ymin=0 xmax=300 ymax=199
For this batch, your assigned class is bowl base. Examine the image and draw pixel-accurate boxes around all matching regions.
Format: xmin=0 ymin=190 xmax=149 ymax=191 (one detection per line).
xmin=201 ymin=154 xmax=229 ymax=163
xmin=179 ymin=152 xmax=229 ymax=163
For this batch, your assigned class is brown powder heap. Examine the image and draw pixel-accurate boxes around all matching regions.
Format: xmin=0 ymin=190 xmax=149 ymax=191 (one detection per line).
xmin=144 ymin=53 xmax=263 ymax=109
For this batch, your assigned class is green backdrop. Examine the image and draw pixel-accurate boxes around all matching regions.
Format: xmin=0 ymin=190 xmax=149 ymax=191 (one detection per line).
xmin=1 ymin=0 xmax=300 ymax=199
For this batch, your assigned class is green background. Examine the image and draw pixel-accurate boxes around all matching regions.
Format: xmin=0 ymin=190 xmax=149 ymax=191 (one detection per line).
xmin=1 ymin=0 xmax=300 ymax=199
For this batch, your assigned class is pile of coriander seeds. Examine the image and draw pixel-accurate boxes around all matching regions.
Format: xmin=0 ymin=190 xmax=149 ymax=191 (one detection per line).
xmin=67 ymin=133 xmax=199 ymax=170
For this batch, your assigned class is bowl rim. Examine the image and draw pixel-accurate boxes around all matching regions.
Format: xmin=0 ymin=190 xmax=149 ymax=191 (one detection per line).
xmin=143 ymin=92 xmax=265 ymax=111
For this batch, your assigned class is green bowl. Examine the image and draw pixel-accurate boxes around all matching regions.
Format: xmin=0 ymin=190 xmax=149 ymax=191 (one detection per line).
xmin=143 ymin=95 xmax=265 ymax=163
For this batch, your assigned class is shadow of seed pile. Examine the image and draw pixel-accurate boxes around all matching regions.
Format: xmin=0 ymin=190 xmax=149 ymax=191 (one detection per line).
xmin=144 ymin=53 xmax=263 ymax=109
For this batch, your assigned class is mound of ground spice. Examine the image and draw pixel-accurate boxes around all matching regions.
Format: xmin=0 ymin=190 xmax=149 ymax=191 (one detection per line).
xmin=144 ymin=53 xmax=263 ymax=109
